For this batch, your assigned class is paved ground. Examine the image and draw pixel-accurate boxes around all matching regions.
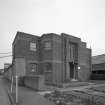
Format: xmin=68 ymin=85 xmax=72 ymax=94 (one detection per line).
xmin=0 ymin=76 xmax=10 ymax=105
xmin=3 ymin=76 xmax=105 ymax=105
xmin=12 ymin=86 xmax=55 ymax=105
xmin=38 ymin=81 xmax=105 ymax=95
xmin=60 ymin=82 xmax=105 ymax=92
xmin=4 ymin=77 xmax=55 ymax=105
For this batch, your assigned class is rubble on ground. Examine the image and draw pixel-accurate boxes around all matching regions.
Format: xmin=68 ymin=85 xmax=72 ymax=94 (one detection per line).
xmin=44 ymin=90 xmax=105 ymax=105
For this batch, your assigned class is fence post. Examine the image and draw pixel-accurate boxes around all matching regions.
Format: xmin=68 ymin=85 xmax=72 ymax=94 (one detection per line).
xmin=11 ymin=76 xmax=13 ymax=93
xmin=16 ymin=75 xmax=18 ymax=104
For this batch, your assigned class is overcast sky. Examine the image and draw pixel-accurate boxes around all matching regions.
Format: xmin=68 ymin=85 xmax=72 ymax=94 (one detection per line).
xmin=0 ymin=0 xmax=105 ymax=68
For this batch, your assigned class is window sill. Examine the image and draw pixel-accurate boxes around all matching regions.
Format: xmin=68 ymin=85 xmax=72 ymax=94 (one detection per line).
xmin=44 ymin=71 xmax=52 ymax=72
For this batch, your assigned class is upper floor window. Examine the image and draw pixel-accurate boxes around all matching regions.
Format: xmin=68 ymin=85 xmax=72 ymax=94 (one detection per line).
xmin=69 ymin=44 xmax=75 ymax=59
xmin=30 ymin=42 xmax=36 ymax=51
xmin=44 ymin=42 xmax=51 ymax=50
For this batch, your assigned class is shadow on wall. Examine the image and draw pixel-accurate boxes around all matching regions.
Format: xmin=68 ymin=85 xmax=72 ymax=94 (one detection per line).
xmin=78 ymin=67 xmax=91 ymax=81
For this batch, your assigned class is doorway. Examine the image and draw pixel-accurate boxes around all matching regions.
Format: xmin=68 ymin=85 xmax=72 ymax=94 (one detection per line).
xmin=69 ymin=62 xmax=75 ymax=79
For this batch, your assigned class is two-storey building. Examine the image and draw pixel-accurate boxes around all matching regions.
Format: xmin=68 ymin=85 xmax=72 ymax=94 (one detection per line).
xmin=12 ymin=31 xmax=91 ymax=86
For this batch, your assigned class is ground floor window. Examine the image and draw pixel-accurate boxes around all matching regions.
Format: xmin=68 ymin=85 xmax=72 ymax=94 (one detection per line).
xmin=45 ymin=63 xmax=52 ymax=72
xmin=30 ymin=63 xmax=37 ymax=73
xmin=44 ymin=63 xmax=52 ymax=82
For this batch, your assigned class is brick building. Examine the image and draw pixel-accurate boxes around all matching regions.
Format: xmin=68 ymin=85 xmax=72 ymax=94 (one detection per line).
xmin=12 ymin=31 xmax=91 ymax=86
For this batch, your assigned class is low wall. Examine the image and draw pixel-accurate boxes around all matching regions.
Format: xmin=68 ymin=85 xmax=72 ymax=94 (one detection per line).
xmin=24 ymin=75 xmax=44 ymax=90
xmin=90 ymin=74 xmax=105 ymax=80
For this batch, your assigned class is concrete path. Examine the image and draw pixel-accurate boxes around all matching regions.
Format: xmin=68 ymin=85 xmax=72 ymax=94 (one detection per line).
xmin=0 ymin=76 xmax=10 ymax=105
xmin=60 ymin=83 xmax=105 ymax=92
xmin=16 ymin=86 xmax=55 ymax=105
xmin=38 ymin=82 xmax=105 ymax=95
xmin=4 ymin=77 xmax=55 ymax=105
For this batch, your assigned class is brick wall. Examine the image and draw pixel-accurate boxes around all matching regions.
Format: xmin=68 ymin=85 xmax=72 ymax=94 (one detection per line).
xmin=12 ymin=32 xmax=92 ymax=86
xmin=78 ymin=45 xmax=91 ymax=81
xmin=13 ymin=32 xmax=39 ymax=61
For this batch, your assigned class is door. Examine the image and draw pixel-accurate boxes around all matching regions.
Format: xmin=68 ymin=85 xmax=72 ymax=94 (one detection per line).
xmin=69 ymin=62 xmax=75 ymax=79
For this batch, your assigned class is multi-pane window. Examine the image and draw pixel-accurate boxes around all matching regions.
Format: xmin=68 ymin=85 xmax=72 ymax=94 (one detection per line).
xmin=45 ymin=63 xmax=52 ymax=72
xmin=30 ymin=63 xmax=37 ymax=73
xmin=44 ymin=63 xmax=52 ymax=82
xmin=69 ymin=44 xmax=75 ymax=60
xmin=44 ymin=42 xmax=51 ymax=50
xmin=30 ymin=42 xmax=36 ymax=51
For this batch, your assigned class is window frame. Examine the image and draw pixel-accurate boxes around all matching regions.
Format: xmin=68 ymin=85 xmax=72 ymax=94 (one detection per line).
xmin=45 ymin=62 xmax=52 ymax=72
xmin=30 ymin=63 xmax=37 ymax=73
xmin=44 ymin=41 xmax=51 ymax=50
xmin=30 ymin=42 xmax=37 ymax=51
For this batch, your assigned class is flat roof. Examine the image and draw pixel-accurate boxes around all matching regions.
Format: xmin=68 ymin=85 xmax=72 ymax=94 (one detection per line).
xmin=92 ymin=54 xmax=105 ymax=64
